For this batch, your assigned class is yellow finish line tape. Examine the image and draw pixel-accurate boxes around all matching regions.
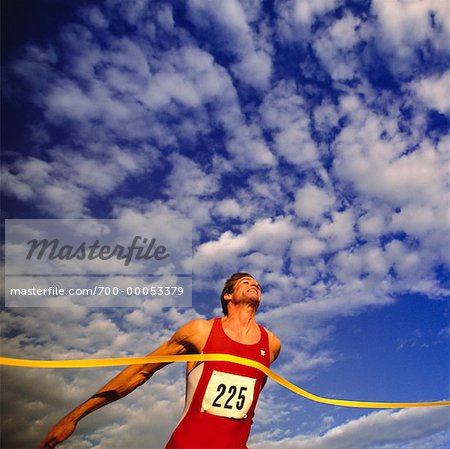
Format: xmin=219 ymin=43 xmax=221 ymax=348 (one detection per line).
xmin=1 ymin=353 xmax=449 ymax=409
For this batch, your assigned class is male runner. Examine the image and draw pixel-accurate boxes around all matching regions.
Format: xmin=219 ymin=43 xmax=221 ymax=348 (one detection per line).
xmin=38 ymin=272 xmax=281 ymax=449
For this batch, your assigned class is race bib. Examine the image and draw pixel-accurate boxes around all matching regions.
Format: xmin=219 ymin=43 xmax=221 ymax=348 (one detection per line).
xmin=201 ymin=370 xmax=256 ymax=419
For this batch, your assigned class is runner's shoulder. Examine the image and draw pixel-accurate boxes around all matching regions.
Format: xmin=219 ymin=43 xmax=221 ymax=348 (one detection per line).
xmin=261 ymin=325 xmax=280 ymax=342
xmin=173 ymin=318 xmax=214 ymax=352
xmin=174 ymin=318 xmax=214 ymax=341
xmin=261 ymin=326 xmax=282 ymax=359
xmin=182 ymin=318 xmax=214 ymax=334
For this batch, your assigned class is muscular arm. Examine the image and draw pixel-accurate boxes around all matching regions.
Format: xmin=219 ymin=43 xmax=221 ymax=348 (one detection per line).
xmin=38 ymin=319 xmax=210 ymax=449
xmin=258 ymin=329 xmax=281 ymax=392
xmin=268 ymin=330 xmax=282 ymax=364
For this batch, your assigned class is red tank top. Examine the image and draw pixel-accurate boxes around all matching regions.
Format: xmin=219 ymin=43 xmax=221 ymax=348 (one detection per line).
xmin=165 ymin=318 xmax=270 ymax=449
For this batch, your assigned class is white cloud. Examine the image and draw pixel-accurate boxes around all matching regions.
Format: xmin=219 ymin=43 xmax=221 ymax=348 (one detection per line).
xmin=372 ymin=0 xmax=450 ymax=75
xmin=313 ymin=102 xmax=341 ymax=136
xmin=1 ymin=158 xmax=48 ymax=201
xmin=194 ymin=217 xmax=296 ymax=274
xmin=412 ymin=71 xmax=450 ymax=114
xmin=291 ymin=234 xmax=327 ymax=259
xmin=161 ymin=153 xmax=220 ymax=227
xmin=107 ymin=0 xmax=152 ymax=27
xmin=187 ymin=0 xmax=273 ymax=90
xmin=226 ymin=126 xmax=277 ymax=168
xmin=46 ymin=81 xmax=98 ymax=120
xmin=80 ymin=5 xmax=109 ymax=29
xmin=214 ymin=198 xmax=250 ymax=219
xmin=331 ymin=244 xmax=386 ymax=283
xmin=390 ymin=201 xmax=448 ymax=236
xmin=333 ymin=105 xmax=447 ymax=209
xmin=280 ymin=349 xmax=335 ymax=377
xmin=313 ymin=13 xmax=361 ymax=81
xmin=156 ymin=3 xmax=175 ymax=31
xmin=240 ymin=0 xmax=263 ymax=23
xmin=358 ymin=211 xmax=387 ymax=238
xmin=260 ymin=81 xmax=319 ymax=165
xmin=274 ymin=118 xmax=318 ymax=165
xmin=293 ymin=0 xmax=342 ymax=26
xmin=294 ymin=184 xmax=335 ymax=222
xmin=1 ymin=144 xmax=157 ymax=217
xmin=384 ymin=240 xmax=421 ymax=278
xmin=166 ymin=153 xmax=219 ymax=198
xmin=231 ymin=50 xmax=272 ymax=89
xmin=143 ymin=72 xmax=202 ymax=109
xmin=318 ymin=209 xmax=355 ymax=251
xmin=275 ymin=0 xmax=344 ymax=41
xmin=188 ymin=0 xmax=253 ymax=54
xmin=251 ymin=406 xmax=450 ymax=449
xmin=194 ymin=230 xmax=250 ymax=273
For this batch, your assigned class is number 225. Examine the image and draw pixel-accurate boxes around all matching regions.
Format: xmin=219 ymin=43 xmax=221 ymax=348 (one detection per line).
xmin=212 ymin=384 xmax=247 ymax=410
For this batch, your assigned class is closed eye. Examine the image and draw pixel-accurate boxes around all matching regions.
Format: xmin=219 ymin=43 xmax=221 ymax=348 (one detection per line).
xmin=242 ymin=280 xmax=261 ymax=290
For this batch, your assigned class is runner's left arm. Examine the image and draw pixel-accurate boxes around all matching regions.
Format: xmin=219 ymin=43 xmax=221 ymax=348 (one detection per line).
xmin=268 ymin=330 xmax=281 ymax=363
xmin=38 ymin=319 xmax=208 ymax=449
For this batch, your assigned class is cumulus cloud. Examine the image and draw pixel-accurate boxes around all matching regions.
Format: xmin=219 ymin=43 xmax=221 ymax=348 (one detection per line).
xmin=1 ymin=145 xmax=157 ymax=217
xmin=275 ymin=0 xmax=344 ymax=41
xmin=232 ymin=50 xmax=272 ymax=89
xmin=372 ymin=0 xmax=450 ymax=76
xmin=313 ymin=13 xmax=362 ymax=81
xmin=260 ymin=81 xmax=319 ymax=165
xmin=187 ymin=0 xmax=273 ymax=89
xmin=294 ymin=183 xmax=336 ymax=222
xmin=251 ymin=406 xmax=450 ymax=449
xmin=226 ymin=122 xmax=277 ymax=168
xmin=412 ymin=71 xmax=450 ymax=114
xmin=194 ymin=217 xmax=296 ymax=275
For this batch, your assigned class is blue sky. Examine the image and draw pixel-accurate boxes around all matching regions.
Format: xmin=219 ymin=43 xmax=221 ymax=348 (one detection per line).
xmin=1 ymin=0 xmax=449 ymax=448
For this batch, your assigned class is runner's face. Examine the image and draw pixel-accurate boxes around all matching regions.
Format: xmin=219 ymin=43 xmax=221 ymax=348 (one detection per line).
xmin=231 ymin=277 xmax=261 ymax=305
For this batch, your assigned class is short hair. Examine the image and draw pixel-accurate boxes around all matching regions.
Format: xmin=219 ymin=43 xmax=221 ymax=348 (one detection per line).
xmin=220 ymin=272 xmax=255 ymax=316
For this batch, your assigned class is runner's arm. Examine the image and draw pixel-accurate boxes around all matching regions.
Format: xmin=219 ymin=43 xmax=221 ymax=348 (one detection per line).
xmin=260 ymin=329 xmax=281 ymax=391
xmin=268 ymin=330 xmax=281 ymax=363
xmin=38 ymin=319 xmax=208 ymax=449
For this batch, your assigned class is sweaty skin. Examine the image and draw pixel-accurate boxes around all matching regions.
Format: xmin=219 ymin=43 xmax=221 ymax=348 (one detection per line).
xmin=38 ymin=276 xmax=281 ymax=449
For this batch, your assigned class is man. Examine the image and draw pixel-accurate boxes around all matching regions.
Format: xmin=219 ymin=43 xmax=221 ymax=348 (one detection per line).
xmin=38 ymin=273 xmax=281 ymax=449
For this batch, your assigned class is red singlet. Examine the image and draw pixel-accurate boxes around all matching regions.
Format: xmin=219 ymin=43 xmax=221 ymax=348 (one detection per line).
xmin=165 ymin=318 xmax=270 ymax=449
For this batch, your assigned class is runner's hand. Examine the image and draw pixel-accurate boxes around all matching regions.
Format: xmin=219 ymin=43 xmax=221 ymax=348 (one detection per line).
xmin=38 ymin=418 xmax=77 ymax=448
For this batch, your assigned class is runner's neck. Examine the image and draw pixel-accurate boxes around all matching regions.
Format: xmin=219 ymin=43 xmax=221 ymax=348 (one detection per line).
xmin=221 ymin=307 xmax=259 ymax=340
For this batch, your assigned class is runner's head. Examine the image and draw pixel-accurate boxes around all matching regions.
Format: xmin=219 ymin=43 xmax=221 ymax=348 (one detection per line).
xmin=220 ymin=272 xmax=260 ymax=315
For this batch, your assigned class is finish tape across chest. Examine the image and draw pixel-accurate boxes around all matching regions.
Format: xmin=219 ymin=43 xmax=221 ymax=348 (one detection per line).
xmin=201 ymin=370 xmax=257 ymax=419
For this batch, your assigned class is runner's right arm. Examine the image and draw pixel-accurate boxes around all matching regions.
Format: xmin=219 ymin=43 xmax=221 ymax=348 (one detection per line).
xmin=37 ymin=319 xmax=210 ymax=449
